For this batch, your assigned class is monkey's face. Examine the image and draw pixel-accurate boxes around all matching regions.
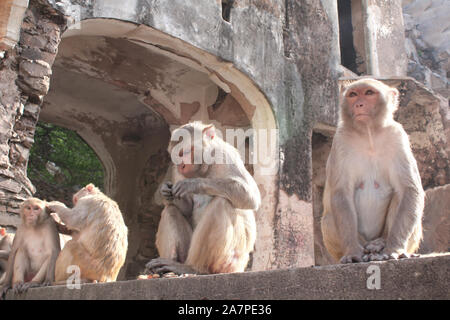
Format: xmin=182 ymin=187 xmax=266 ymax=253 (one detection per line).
xmin=21 ymin=200 xmax=46 ymax=226
xmin=344 ymin=85 xmax=381 ymax=125
xmin=73 ymin=184 xmax=96 ymax=205
xmin=177 ymin=146 xmax=202 ymax=178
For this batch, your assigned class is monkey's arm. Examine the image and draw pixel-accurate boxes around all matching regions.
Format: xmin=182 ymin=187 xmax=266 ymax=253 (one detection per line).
xmin=329 ymin=188 xmax=364 ymax=263
xmin=172 ymin=177 xmax=260 ymax=210
xmin=47 ymin=201 xmax=83 ymax=230
xmin=160 ymin=181 xmax=193 ymax=218
xmin=45 ymin=223 xmax=60 ymax=283
xmin=324 ymin=141 xmax=364 ymax=263
xmin=385 ymin=136 xmax=424 ymax=255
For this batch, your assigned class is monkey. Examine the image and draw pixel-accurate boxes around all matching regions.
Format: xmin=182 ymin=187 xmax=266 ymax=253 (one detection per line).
xmin=47 ymin=183 xmax=128 ymax=283
xmin=321 ymin=78 xmax=425 ymax=264
xmin=0 ymin=228 xmax=13 ymax=284
xmin=1 ymin=198 xmax=60 ymax=297
xmin=145 ymin=122 xmax=260 ymax=275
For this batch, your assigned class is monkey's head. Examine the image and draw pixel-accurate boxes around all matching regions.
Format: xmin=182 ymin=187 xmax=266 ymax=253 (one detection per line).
xmin=73 ymin=183 xmax=99 ymax=205
xmin=340 ymin=78 xmax=399 ymax=131
xmin=168 ymin=122 xmax=216 ymax=178
xmin=20 ymin=198 xmax=48 ymax=227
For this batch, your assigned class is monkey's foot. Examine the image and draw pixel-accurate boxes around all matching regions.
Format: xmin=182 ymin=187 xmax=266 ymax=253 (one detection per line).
xmin=365 ymin=249 xmax=420 ymax=261
xmin=364 ymin=238 xmax=385 ymax=254
xmin=12 ymin=281 xmax=45 ymax=294
xmin=340 ymin=253 xmax=364 ymax=264
xmin=145 ymin=258 xmax=198 ymax=275
xmin=362 ymin=253 xmax=389 ymax=262
xmin=386 ymin=251 xmax=420 ymax=260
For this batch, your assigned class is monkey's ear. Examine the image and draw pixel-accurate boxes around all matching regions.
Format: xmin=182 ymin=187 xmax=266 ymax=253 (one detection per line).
xmin=203 ymin=125 xmax=215 ymax=140
xmin=0 ymin=228 xmax=5 ymax=236
xmin=389 ymin=88 xmax=400 ymax=112
xmin=86 ymin=183 xmax=95 ymax=192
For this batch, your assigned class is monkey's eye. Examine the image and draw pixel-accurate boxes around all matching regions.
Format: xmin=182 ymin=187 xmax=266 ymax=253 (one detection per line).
xmin=348 ymin=92 xmax=357 ymax=97
xmin=33 ymin=206 xmax=40 ymax=211
xmin=365 ymin=89 xmax=375 ymax=95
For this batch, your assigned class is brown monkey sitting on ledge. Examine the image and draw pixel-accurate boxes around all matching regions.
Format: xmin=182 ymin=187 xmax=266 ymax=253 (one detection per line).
xmin=48 ymin=184 xmax=128 ymax=283
xmin=146 ymin=122 xmax=260 ymax=275
xmin=321 ymin=78 xmax=425 ymax=264
xmin=1 ymin=198 xmax=60 ymax=298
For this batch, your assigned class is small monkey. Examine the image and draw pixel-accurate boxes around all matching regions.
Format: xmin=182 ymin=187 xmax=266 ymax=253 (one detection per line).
xmin=146 ymin=122 xmax=260 ymax=275
xmin=0 ymin=228 xmax=13 ymax=284
xmin=48 ymin=184 xmax=128 ymax=283
xmin=1 ymin=198 xmax=60 ymax=297
xmin=321 ymin=78 xmax=425 ymax=263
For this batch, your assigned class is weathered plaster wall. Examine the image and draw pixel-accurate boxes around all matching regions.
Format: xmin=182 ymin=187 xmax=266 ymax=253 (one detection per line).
xmin=403 ymin=0 xmax=449 ymax=99
xmin=362 ymin=0 xmax=408 ymax=76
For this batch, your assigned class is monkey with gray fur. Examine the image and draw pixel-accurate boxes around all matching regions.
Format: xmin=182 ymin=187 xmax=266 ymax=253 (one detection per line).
xmin=321 ymin=78 xmax=424 ymax=264
xmin=146 ymin=122 xmax=260 ymax=275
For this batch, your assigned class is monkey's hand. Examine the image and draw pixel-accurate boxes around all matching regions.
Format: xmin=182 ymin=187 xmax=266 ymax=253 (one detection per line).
xmin=50 ymin=212 xmax=63 ymax=224
xmin=160 ymin=181 xmax=174 ymax=204
xmin=145 ymin=258 xmax=198 ymax=275
xmin=172 ymin=179 xmax=201 ymax=199
xmin=47 ymin=201 xmax=67 ymax=213
xmin=362 ymin=238 xmax=390 ymax=261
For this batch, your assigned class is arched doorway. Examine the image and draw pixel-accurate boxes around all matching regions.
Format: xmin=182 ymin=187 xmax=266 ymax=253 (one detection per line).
xmin=40 ymin=19 xmax=278 ymax=278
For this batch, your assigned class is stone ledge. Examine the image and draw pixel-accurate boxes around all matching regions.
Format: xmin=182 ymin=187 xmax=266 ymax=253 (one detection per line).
xmin=6 ymin=253 xmax=449 ymax=300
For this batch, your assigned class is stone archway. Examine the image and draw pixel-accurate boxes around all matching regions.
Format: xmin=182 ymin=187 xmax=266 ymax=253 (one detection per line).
xmin=39 ymin=18 xmax=278 ymax=278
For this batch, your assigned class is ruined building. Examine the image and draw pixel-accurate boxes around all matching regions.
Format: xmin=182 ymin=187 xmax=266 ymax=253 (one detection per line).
xmin=0 ymin=0 xmax=448 ymax=291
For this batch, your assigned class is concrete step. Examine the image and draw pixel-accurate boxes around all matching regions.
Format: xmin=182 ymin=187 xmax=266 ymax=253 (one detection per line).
xmin=6 ymin=253 xmax=449 ymax=300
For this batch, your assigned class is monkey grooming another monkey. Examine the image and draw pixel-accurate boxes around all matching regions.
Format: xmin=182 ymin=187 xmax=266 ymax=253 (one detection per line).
xmin=321 ymin=78 xmax=425 ymax=264
xmin=0 ymin=228 xmax=13 ymax=284
xmin=146 ymin=122 xmax=260 ymax=275
xmin=48 ymin=183 xmax=128 ymax=283
xmin=1 ymin=198 xmax=60 ymax=297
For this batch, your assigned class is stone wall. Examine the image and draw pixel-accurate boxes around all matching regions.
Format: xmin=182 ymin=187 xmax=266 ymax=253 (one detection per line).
xmin=403 ymin=0 xmax=450 ymax=99
xmin=0 ymin=0 xmax=66 ymax=229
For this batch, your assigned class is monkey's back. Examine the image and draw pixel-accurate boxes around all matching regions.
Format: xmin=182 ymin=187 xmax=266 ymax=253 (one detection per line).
xmin=78 ymin=194 xmax=128 ymax=279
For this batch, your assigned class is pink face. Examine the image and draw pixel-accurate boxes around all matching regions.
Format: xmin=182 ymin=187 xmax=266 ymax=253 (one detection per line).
xmin=345 ymin=86 xmax=380 ymax=124
xmin=177 ymin=146 xmax=198 ymax=178
xmin=22 ymin=202 xmax=43 ymax=226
